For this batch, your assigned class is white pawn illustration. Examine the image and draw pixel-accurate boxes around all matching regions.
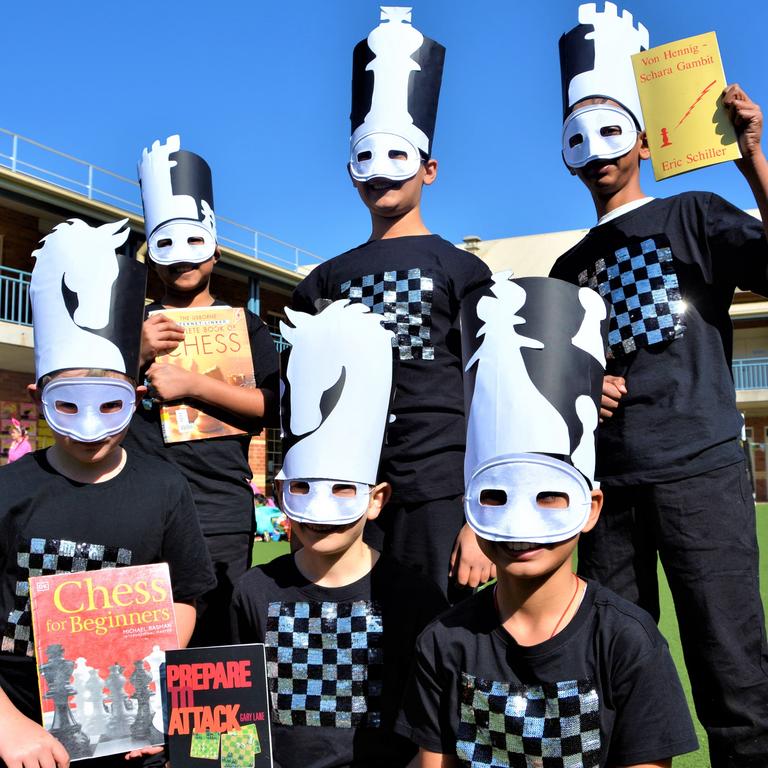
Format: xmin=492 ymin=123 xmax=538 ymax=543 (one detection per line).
xmin=72 ymin=657 xmax=93 ymax=723
xmin=84 ymin=669 xmax=108 ymax=737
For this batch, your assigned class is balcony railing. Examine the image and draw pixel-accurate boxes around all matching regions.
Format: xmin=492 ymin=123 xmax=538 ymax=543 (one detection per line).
xmin=0 ymin=128 xmax=322 ymax=273
xmin=270 ymin=332 xmax=290 ymax=353
xmin=0 ymin=266 xmax=32 ymax=326
xmin=733 ymin=357 xmax=768 ymax=391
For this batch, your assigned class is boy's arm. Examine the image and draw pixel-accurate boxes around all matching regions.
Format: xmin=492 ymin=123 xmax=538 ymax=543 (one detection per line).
xmin=0 ymin=687 xmax=69 ymax=768
xmin=617 ymin=762 xmax=671 ymax=768
xmin=146 ymin=363 xmax=272 ymax=419
xmin=418 ymin=749 xmax=460 ymax=767
xmin=174 ymin=601 xmax=197 ymax=647
xmin=725 ymin=84 xmax=768 ymax=237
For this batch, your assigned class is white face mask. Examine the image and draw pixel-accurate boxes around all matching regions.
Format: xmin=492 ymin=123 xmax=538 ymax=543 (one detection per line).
xmin=281 ymin=479 xmax=372 ymax=525
xmin=349 ymin=132 xmax=422 ymax=182
xmin=562 ymin=105 xmax=639 ymax=169
xmin=464 ymin=454 xmax=592 ymax=543
xmin=41 ymin=377 xmax=136 ymax=443
xmin=148 ymin=220 xmax=216 ymax=265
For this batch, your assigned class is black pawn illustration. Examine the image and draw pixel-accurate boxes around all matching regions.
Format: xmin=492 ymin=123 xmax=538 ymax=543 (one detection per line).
xmin=105 ymin=663 xmax=131 ymax=738
xmin=40 ymin=645 xmax=94 ymax=758
xmin=129 ymin=661 xmax=155 ymax=740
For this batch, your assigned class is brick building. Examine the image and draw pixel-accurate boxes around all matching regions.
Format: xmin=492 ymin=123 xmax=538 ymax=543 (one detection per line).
xmin=0 ymin=130 xmax=313 ymax=491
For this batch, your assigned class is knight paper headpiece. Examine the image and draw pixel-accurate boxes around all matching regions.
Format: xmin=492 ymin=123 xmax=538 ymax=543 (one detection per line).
xmin=559 ymin=2 xmax=649 ymax=129
xmin=277 ymin=300 xmax=395 ymax=522
xmin=30 ymin=219 xmax=147 ymax=383
xmin=349 ymin=6 xmax=445 ymax=182
xmin=138 ymin=135 xmax=217 ymax=265
xmin=461 ymin=274 xmax=609 ymax=543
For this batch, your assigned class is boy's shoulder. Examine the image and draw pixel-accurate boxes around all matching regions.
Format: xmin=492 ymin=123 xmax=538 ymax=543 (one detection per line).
xmin=588 ymin=581 xmax=665 ymax=651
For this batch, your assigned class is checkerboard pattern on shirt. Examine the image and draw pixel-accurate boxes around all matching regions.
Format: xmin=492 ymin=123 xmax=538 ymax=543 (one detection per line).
xmin=577 ymin=236 xmax=686 ymax=358
xmin=265 ymin=599 xmax=384 ymax=728
xmin=456 ymin=673 xmax=601 ymax=768
xmin=340 ymin=269 xmax=434 ymax=360
xmin=2 ymin=538 xmax=132 ymax=656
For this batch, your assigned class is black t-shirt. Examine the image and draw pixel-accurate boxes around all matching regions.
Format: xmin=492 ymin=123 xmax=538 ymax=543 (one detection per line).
xmin=397 ymin=581 xmax=698 ymax=767
xmin=292 ymin=235 xmax=491 ymax=502
xmin=0 ymin=450 xmax=216 ymax=722
xmin=550 ymin=192 xmax=768 ymax=484
xmin=232 ymin=553 xmax=448 ymax=768
xmin=122 ymin=301 xmax=279 ymax=534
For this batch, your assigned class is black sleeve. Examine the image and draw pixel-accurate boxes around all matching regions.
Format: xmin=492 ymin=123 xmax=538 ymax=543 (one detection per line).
xmin=606 ymin=625 xmax=699 ymax=765
xmin=292 ymin=267 xmax=326 ymax=314
xmin=446 ymin=252 xmax=493 ymax=315
xmin=160 ymin=477 xmax=217 ymax=603
xmin=706 ymin=192 xmax=768 ymax=295
xmin=246 ymin=310 xmax=280 ymax=428
xmin=395 ymin=624 xmax=455 ymax=755
xmin=231 ymin=574 xmax=265 ymax=644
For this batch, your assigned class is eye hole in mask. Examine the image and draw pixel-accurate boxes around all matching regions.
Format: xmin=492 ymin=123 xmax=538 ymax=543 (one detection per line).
xmin=157 ymin=238 xmax=173 ymax=248
xmin=388 ymin=149 xmax=409 ymax=160
xmin=100 ymin=399 xmax=125 ymax=414
xmin=600 ymin=125 xmax=623 ymax=137
xmin=569 ymin=133 xmax=584 ymax=148
xmin=357 ymin=150 xmax=373 ymax=162
xmin=480 ymin=489 xmax=507 ymax=507
xmin=536 ymin=492 xmax=570 ymax=509
xmin=55 ymin=400 xmax=78 ymax=415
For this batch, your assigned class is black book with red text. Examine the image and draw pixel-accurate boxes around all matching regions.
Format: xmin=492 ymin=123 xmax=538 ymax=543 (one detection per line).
xmin=163 ymin=644 xmax=273 ymax=768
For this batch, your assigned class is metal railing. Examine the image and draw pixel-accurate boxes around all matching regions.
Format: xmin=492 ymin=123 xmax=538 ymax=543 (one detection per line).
xmin=0 ymin=266 xmax=32 ymax=326
xmin=270 ymin=332 xmax=290 ymax=353
xmin=733 ymin=357 xmax=768 ymax=391
xmin=0 ymin=128 xmax=323 ymax=272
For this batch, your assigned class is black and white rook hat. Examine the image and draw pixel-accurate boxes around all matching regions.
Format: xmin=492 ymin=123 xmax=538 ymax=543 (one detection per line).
xmin=349 ymin=6 xmax=445 ymax=182
xmin=559 ymin=1 xmax=649 ymax=128
xmin=138 ymin=135 xmax=217 ymax=265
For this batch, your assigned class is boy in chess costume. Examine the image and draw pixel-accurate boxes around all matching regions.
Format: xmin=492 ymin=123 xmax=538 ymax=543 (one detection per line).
xmin=397 ymin=274 xmax=698 ymax=768
xmin=122 ymin=136 xmax=279 ymax=647
xmin=232 ymin=300 xmax=447 ymax=768
xmin=0 ymin=218 xmax=215 ymax=767
xmin=292 ymin=6 xmax=493 ymax=601
xmin=550 ymin=4 xmax=768 ymax=764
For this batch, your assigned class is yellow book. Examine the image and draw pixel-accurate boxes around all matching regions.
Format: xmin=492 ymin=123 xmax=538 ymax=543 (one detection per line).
xmin=632 ymin=31 xmax=740 ymax=180
xmin=152 ymin=306 xmax=256 ymax=444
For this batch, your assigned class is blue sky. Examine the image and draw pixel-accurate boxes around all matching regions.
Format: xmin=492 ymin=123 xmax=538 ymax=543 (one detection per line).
xmin=4 ymin=0 xmax=767 ymax=260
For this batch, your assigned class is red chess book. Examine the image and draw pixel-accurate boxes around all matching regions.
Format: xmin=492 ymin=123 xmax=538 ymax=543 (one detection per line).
xmin=28 ymin=563 xmax=180 ymax=760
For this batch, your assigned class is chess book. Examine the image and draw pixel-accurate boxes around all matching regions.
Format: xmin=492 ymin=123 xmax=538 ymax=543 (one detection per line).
xmin=151 ymin=306 xmax=256 ymax=444
xmin=29 ymin=563 xmax=179 ymax=759
xmin=632 ymin=31 xmax=740 ymax=180
xmin=163 ymin=644 xmax=273 ymax=768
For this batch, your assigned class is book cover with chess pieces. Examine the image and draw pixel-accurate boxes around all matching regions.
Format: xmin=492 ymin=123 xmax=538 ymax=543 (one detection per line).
xmin=150 ymin=306 xmax=257 ymax=444
xmin=28 ymin=563 xmax=180 ymax=759
xmin=163 ymin=644 xmax=273 ymax=768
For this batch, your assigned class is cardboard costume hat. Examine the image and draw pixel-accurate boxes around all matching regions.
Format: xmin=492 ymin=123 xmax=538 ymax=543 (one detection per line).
xmin=138 ymin=135 xmax=217 ymax=264
xmin=559 ymin=2 xmax=649 ymax=128
xmin=30 ymin=218 xmax=147 ymax=381
xmin=461 ymin=273 xmax=609 ymax=487
xmin=349 ymin=6 xmax=445 ymax=181
xmin=277 ymin=300 xmax=395 ymax=487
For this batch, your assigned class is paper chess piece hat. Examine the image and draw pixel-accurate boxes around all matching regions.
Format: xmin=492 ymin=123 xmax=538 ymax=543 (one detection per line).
xmin=277 ymin=300 xmax=395 ymax=486
xmin=30 ymin=218 xmax=147 ymax=382
xmin=461 ymin=273 xmax=609 ymax=487
xmin=138 ymin=135 xmax=217 ymax=264
xmin=559 ymin=2 xmax=649 ymax=128
xmin=349 ymin=6 xmax=446 ymax=182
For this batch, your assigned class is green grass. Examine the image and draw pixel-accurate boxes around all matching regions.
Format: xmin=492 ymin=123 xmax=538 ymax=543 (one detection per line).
xmin=252 ymin=510 xmax=768 ymax=766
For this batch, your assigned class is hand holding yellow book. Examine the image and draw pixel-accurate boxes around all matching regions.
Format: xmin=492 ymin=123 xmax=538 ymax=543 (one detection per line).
xmin=632 ymin=31 xmax=740 ymax=180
